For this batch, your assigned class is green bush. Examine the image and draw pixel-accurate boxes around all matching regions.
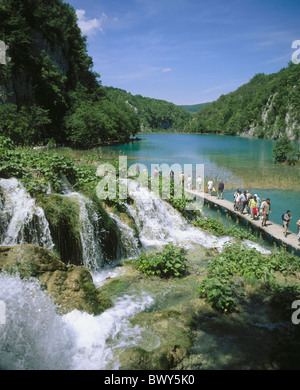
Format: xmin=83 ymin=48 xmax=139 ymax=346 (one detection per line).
xmin=135 ymin=243 xmax=188 ymax=278
xmin=193 ymin=218 xmax=227 ymax=236
xmin=197 ymin=242 xmax=300 ymax=314
xmin=193 ymin=218 xmax=257 ymax=241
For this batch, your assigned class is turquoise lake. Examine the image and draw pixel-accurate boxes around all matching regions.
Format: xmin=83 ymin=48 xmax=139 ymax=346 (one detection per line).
xmin=100 ymin=133 xmax=300 ymax=234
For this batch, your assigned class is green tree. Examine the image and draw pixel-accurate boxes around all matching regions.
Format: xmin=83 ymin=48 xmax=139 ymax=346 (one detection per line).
xmin=272 ymin=134 xmax=296 ymax=164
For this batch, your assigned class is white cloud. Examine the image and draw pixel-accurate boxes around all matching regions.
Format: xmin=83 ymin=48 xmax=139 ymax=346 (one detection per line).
xmin=76 ymin=9 xmax=107 ymax=36
xmin=162 ymin=67 xmax=172 ymax=72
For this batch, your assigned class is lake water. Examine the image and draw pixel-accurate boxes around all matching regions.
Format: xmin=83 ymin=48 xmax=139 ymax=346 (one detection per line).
xmin=100 ymin=133 xmax=300 ymax=234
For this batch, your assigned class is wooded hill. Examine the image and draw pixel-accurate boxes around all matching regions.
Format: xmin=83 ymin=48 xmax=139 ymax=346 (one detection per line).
xmin=1 ymin=0 xmax=299 ymax=147
xmin=103 ymin=86 xmax=190 ymax=132
xmin=180 ymin=102 xmax=211 ymax=114
xmin=0 ymin=0 xmax=140 ymax=148
xmin=184 ymin=64 xmax=300 ymax=140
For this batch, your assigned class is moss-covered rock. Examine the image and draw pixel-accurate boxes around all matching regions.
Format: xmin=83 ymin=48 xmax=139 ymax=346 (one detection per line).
xmin=0 ymin=244 xmax=110 ymax=315
xmin=118 ymin=310 xmax=193 ymax=370
xmin=38 ymin=193 xmax=122 ymax=265
xmin=37 ymin=195 xmax=83 ymax=265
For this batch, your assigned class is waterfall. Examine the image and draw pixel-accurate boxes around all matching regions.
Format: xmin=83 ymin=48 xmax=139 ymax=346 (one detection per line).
xmin=0 ymin=178 xmax=54 ymax=251
xmin=62 ymin=292 xmax=158 ymax=370
xmin=57 ymin=174 xmax=105 ymax=271
xmin=0 ymin=273 xmax=74 ymax=370
xmin=123 ymin=179 xmax=270 ymax=254
xmin=123 ymin=179 xmax=228 ymax=250
xmin=65 ymin=191 xmax=104 ymax=271
xmin=108 ymin=211 xmax=141 ymax=259
xmin=0 ymin=272 xmax=157 ymax=370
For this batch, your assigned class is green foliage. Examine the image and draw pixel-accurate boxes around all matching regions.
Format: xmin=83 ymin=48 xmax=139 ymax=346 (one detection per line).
xmin=180 ymin=102 xmax=211 ymax=114
xmin=65 ymin=97 xmax=140 ymax=148
xmin=193 ymin=218 xmax=257 ymax=241
xmin=0 ymin=104 xmax=51 ymax=146
xmin=104 ymin=87 xmax=190 ymax=132
xmin=193 ymin=218 xmax=227 ymax=236
xmin=197 ymin=277 xmax=236 ymax=313
xmin=0 ymin=0 xmax=139 ymax=147
xmin=0 ymin=143 xmax=78 ymax=194
xmin=0 ymin=136 xmax=15 ymax=150
xmin=272 ymin=133 xmax=298 ymax=164
xmin=135 ymin=243 xmax=188 ymax=278
xmin=197 ymin=243 xmax=300 ymax=314
xmin=184 ymin=65 xmax=300 ymax=140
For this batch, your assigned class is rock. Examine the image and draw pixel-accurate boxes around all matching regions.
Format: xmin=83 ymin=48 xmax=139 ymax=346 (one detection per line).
xmin=119 ymin=310 xmax=193 ymax=370
xmin=0 ymin=244 xmax=110 ymax=315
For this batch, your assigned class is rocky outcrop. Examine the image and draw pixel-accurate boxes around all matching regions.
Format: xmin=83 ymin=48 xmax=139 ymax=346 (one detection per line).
xmin=0 ymin=244 xmax=110 ymax=315
xmin=119 ymin=310 xmax=193 ymax=370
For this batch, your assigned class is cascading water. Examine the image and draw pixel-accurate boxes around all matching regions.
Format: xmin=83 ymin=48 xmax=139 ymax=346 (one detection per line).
xmin=59 ymin=176 xmax=105 ymax=271
xmin=108 ymin=211 xmax=141 ymax=259
xmin=0 ymin=273 xmax=74 ymax=370
xmin=72 ymin=192 xmax=104 ymax=271
xmin=0 ymin=272 xmax=158 ymax=370
xmin=123 ymin=179 xmax=270 ymax=254
xmin=0 ymin=176 xmax=272 ymax=371
xmin=0 ymin=178 xmax=54 ymax=251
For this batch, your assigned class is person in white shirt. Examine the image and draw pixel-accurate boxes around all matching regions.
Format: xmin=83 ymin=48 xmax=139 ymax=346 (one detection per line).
xmin=207 ymin=179 xmax=213 ymax=196
xmin=187 ymin=175 xmax=192 ymax=190
xmin=196 ymin=176 xmax=203 ymax=191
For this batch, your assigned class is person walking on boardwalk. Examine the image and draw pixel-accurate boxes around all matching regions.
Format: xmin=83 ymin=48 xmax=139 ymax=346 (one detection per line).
xmin=283 ymin=210 xmax=292 ymax=238
xmin=254 ymin=194 xmax=261 ymax=219
xmin=260 ymin=198 xmax=271 ymax=227
xmin=207 ymin=178 xmax=213 ymax=196
xmin=297 ymin=219 xmax=300 ymax=243
xmin=179 ymin=171 xmax=185 ymax=187
xmin=233 ymin=190 xmax=240 ymax=210
xmin=187 ymin=175 xmax=192 ymax=190
xmin=249 ymin=195 xmax=258 ymax=220
xmin=217 ymin=179 xmax=224 ymax=199
xmin=196 ymin=176 xmax=203 ymax=191
xmin=238 ymin=191 xmax=246 ymax=214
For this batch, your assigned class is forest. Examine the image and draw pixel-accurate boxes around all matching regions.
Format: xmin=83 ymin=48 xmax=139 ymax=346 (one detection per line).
xmin=0 ymin=0 xmax=140 ymax=148
xmin=103 ymin=86 xmax=190 ymax=132
xmin=1 ymin=0 xmax=300 ymax=148
xmin=184 ymin=64 xmax=300 ymax=140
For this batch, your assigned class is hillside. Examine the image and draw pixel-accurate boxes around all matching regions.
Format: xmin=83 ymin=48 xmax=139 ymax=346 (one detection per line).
xmin=104 ymin=86 xmax=190 ymax=132
xmin=0 ymin=0 xmax=140 ymax=148
xmin=180 ymin=102 xmax=211 ymax=113
xmin=184 ymin=64 xmax=300 ymax=140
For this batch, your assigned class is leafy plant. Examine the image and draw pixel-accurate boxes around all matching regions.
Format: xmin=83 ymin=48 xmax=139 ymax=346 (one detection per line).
xmin=135 ymin=243 xmax=188 ymax=278
xmin=193 ymin=218 xmax=257 ymax=241
xmin=197 ymin=242 xmax=300 ymax=314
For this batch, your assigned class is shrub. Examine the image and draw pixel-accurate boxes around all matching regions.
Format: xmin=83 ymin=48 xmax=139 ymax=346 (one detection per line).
xmin=135 ymin=243 xmax=188 ymax=278
xmin=193 ymin=217 xmax=257 ymax=241
xmin=197 ymin=242 xmax=300 ymax=314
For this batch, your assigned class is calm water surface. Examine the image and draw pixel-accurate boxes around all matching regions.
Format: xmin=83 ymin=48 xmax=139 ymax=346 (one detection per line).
xmin=100 ymin=134 xmax=300 ymax=234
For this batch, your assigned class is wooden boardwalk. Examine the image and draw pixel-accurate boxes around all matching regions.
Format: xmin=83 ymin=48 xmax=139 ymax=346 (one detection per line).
xmin=186 ymin=189 xmax=300 ymax=254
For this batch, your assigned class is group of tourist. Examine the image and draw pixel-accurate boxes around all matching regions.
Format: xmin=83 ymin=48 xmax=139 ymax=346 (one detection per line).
xmin=207 ymin=180 xmax=300 ymax=243
xmin=233 ymin=190 xmax=299 ymax=240
xmin=135 ymin=167 xmax=300 ymax=244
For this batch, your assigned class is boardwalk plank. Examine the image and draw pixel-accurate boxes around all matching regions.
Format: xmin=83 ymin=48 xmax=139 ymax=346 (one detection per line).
xmin=186 ymin=189 xmax=300 ymax=252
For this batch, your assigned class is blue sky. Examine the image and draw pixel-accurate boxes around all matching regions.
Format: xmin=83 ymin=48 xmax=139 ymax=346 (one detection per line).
xmin=67 ymin=0 xmax=300 ymax=105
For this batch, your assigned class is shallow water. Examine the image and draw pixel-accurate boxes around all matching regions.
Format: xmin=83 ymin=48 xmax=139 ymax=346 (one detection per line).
xmin=99 ymin=133 xmax=300 ymax=233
